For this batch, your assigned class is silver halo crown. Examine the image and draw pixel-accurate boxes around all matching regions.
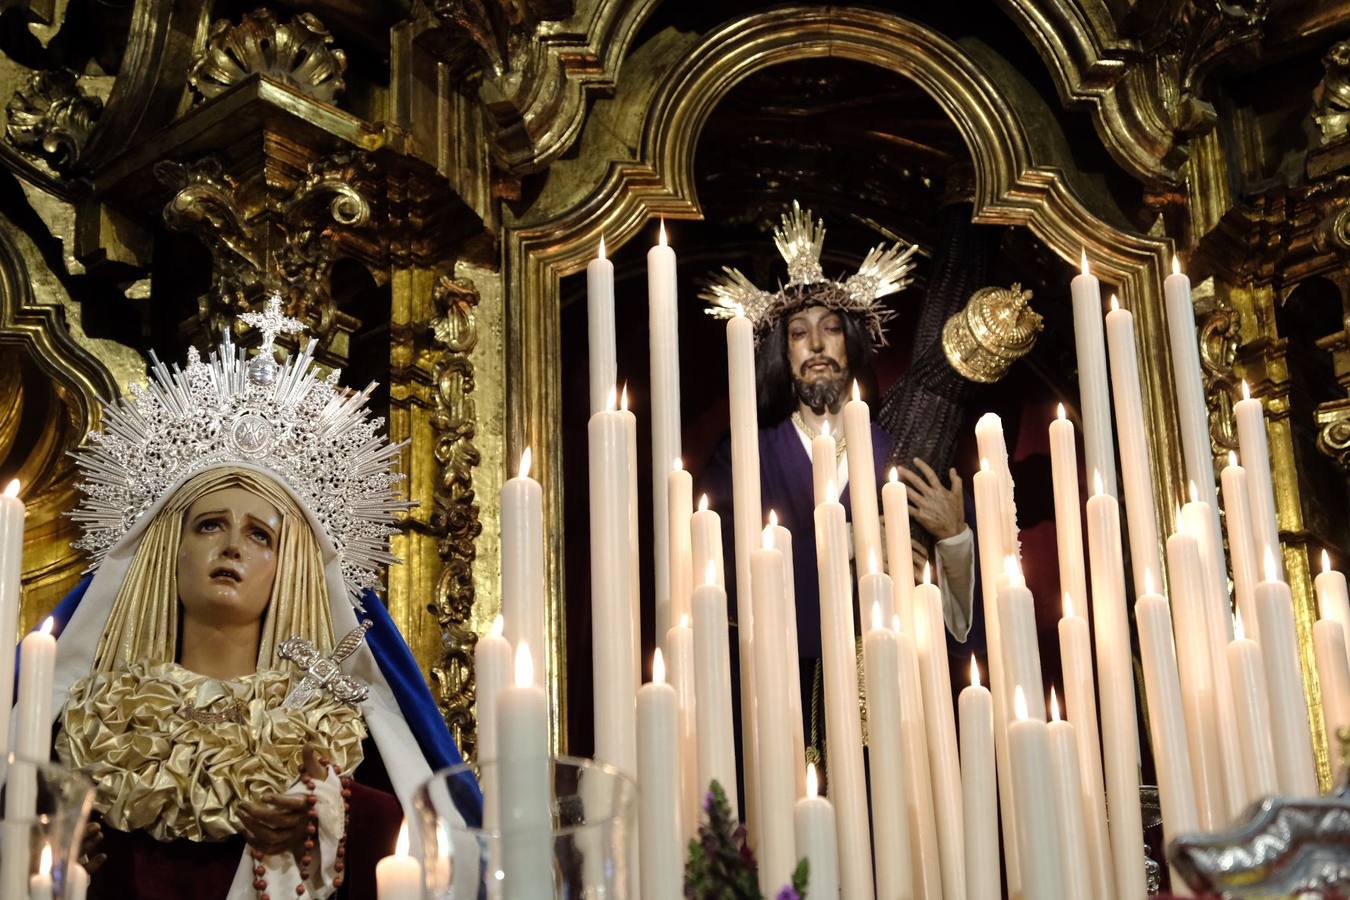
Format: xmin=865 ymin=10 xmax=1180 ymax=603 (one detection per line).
xmin=699 ymin=200 xmax=919 ymax=347
xmin=69 ymin=293 xmax=411 ymax=604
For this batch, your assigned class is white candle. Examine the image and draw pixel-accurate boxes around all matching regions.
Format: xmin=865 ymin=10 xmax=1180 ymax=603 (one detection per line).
xmin=1047 ymin=692 xmax=1093 ymax=900
xmin=0 ymin=481 xmax=22 ymax=758
xmin=1008 ymin=686 xmax=1064 ymax=900
xmin=666 ymin=616 xmax=699 ymax=844
xmin=1317 ymin=549 xmax=1350 ymax=666
xmin=475 ymin=615 xmax=510 ymax=838
xmin=727 ymin=309 xmax=762 ymax=837
xmin=996 ymin=557 xmax=1046 ymax=722
xmin=638 ymin=650 xmax=682 ymax=900
xmin=814 ymin=485 xmax=873 ymax=900
xmin=587 ymin=238 xmax=616 ymax=415
xmin=668 ymin=461 xmax=694 ymax=631
xmin=65 ymin=861 xmax=88 ymax=900
xmin=14 ymin=617 xmax=54 ymax=763
xmin=691 ymin=495 xmax=725 ymax=590
xmin=751 ymin=536 xmax=796 ymax=892
xmin=794 ymin=765 xmax=839 ymax=899
xmin=974 ymin=413 xmax=1019 ymax=559
xmin=766 ymin=514 xmax=806 ymax=798
xmin=1104 ymin=298 xmax=1163 ymax=594
xmin=1313 ymin=619 xmax=1350 ymax=782
xmin=812 ymin=421 xmax=836 ymax=509
xmin=376 ymin=821 xmax=422 ymax=900
xmin=1071 ymin=253 xmax=1117 ymax=498
xmin=911 ymin=568 xmax=965 ymax=900
xmin=692 ymin=563 xmax=738 ymax=817
xmin=501 ymin=451 xmax=545 ymax=687
xmin=497 ymin=645 xmax=551 ymax=899
xmin=1085 ymin=482 xmax=1147 ymax=900
xmin=621 ymin=389 xmax=640 ymax=709
xmin=843 ymin=381 xmax=883 ymax=584
xmin=649 ymin=226 xmax=682 ymax=645
xmin=1165 ymin=257 xmax=1228 ymax=578
xmin=1058 ymin=593 xmax=1113 ymax=900
xmin=862 ymin=603 xmax=914 ymax=900
xmin=1227 ymin=612 xmax=1279 ymax=807
xmin=1164 ymin=532 xmax=1229 ymax=830
xmin=860 ymin=555 xmax=894 ymax=629
xmin=896 ymin=618 xmax=943 ymax=900
xmin=1135 ymin=592 xmax=1200 ymax=881
xmin=960 ymin=660 xmax=999 ymax=900
xmin=27 ymin=844 xmax=51 ymax=900
xmin=589 ymin=393 xmax=637 ymax=778
xmin=1254 ymin=550 xmax=1317 ymax=796
xmin=1234 ymin=382 xmax=1283 ymax=580
xmin=1049 ymin=408 xmax=1090 ymax=614
xmin=882 ymin=469 xmax=915 ymax=624
xmin=1220 ymin=454 xmax=1261 ymax=644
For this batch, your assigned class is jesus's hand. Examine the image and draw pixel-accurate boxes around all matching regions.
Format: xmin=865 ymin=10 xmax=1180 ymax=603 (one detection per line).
xmin=897 ymin=458 xmax=965 ymax=541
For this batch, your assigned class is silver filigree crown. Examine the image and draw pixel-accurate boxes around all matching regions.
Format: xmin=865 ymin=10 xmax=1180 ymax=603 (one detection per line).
xmin=700 ymin=201 xmax=919 ymax=347
xmin=69 ymin=294 xmax=411 ymax=603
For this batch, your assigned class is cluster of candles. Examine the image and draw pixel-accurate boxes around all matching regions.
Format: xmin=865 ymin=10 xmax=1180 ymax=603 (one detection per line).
xmin=460 ymin=226 xmax=1350 ymax=900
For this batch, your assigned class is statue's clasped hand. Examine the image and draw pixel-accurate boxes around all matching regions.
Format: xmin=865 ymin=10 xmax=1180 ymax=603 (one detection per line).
xmin=238 ymin=744 xmax=328 ymax=861
xmin=897 ymin=457 xmax=966 ymax=542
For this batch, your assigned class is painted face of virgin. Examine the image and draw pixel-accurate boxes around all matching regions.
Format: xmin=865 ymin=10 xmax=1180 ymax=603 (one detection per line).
xmin=176 ymin=487 xmax=281 ymax=630
xmin=786 ymin=306 xmax=850 ymax=414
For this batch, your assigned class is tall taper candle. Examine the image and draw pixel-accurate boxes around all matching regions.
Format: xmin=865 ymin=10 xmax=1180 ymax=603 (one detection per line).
xmin=587 ymin=238 xmax=616 ymax=414
xmin=498 ymin=644 xmax=551 ymax=899
xmin=590 ymin=391 xmax=637 ymax=778
xmin=814 ymin=483 xmax=873 ymax=900
xmin=502 ymin=451 xmax=545 ymax=686
xmin=1313 ymin=619 xmax=1350 ymax=782
xmin=960 ymin=659 xmax=999 ymax=900
xmin=811 ymin=420 xmax=836 ymax=509
xmin=997 ymin=557 xmax=1046 ymax=721
xmin=751 ymin=534 xmax=796 ymax=893
xmin=1008 ymin=686 xmax=1064 ymax=900
xmin=649 ymin=223 xmax=682 ymax=645
xmin=1221 ymin=453 xmax=1260 ymax=644
xmin=638 ymin=650 xmax=682 ymax=900
xmin=475 ymin=615 xmax=510 ymax=837
xmin=883 ymin=468 xmax=915 ymax=626
xmin=14 ymin=617 xmax=54 ymax=763
xmin=795 ymin=765 xmax=839 ymax=900
xmin=621 ymin=388 xmax=640 ymax=705
xmin=1104 ymin=297 xmax=1163 ymax=593
xmin=1059 ymin=592 xmax=1113 ymax=900
xmin=843 ymin=381 xmax=883 ymax=586
xmin=862 ymin=603 xmax=915 ymax=900
xmin=0 ymin=481 xmax=23 ymax=757
xmin=1085 ymin=479 xmax=1147 ymax=899
xmin=691 ymin=495 xmax=725 ymax=590
xmin=1235 ymin=382 xmax=1283 ymax=580
xmin=1070 ymin=252 xmax=1117 ymax=498
xmin=1047 ymin=691 xmax=1093 ymax=900
xmin=1317 ymin=549 xmax=1350 ymax=666
xmin=1227 ymin=612 xmax=1279 ymax=806
xmin=668 ymin=460 xmax=694 ymax=630
xmin=666 ymin=615 xmax=699 ymax=844
xmin=692 ymin=562 xmax=738 ymax=818
xmin=1049 ymin=407 xmax=1089 ymax=614
xmin=897 ymin=616 xmax=944 ymax=900
xmin=1255 ymin=549 xmax=1317 ymax=796
xmin=974 ymin=413 xmax=1019 ymax=559
xmin=727 ymin=308 xmax=762 ymax=836
xmin=767 ymin=513 xmax=806 ymax=798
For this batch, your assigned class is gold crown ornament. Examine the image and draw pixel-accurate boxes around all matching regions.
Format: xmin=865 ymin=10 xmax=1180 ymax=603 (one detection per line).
xmin=941 ymin=283 xmax=1044 ymax=383
xmin=700 ymin=201 xmax=919 ymax=347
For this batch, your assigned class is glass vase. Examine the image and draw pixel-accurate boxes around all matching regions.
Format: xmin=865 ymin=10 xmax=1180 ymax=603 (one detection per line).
xmin=0 ymin=755 xmax=94 ymax=899
xmin=413 ymin=755 xmax=637 ymax=899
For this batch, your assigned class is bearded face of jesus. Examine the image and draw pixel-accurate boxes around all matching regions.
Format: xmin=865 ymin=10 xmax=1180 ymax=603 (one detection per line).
xmin=786 ymin=305 xmax=850 ymax=414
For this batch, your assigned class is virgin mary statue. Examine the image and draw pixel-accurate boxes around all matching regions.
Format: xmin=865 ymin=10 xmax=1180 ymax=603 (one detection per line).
xmin=27 ymin=299 xmax=480 ymax=899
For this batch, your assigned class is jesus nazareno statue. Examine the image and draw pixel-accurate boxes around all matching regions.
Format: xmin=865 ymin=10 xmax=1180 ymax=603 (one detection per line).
xmin=24 ymin=300 xmax=480 ymax=899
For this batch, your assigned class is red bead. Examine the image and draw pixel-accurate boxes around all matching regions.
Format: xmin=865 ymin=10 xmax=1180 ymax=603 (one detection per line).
xmin=307 ymin=823 xmax=317 ymax=835
xmin=334 ymin=861 xmax=344 ymax=872
xmin=260 ymin=894 xmax=270 ymax=900
xmin=253 ymin=879 xmax=266 ymax=890
xmin=304 ymin=839 xmax=315 ymax=850
xmin=333 ymin=877 xmax=343 ymax=889
xmin=296 ymin=886 xmax=305 ymax=895
xmin=306 ymin=795 xmax=317 ymax=806
xmin=254 ymin=865 xmax=265 ymax=876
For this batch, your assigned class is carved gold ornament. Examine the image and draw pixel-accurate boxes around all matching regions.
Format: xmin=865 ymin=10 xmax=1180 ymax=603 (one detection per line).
xmin=1315 ymin=42 xmax=1350 ymax=144
xmin=189 ymin=8 xmax=347 ymax=105
xmin=4 ymin=68 xmax=102 ymax=174
xmin=941 ymin=283 xmax=1044 ymax=384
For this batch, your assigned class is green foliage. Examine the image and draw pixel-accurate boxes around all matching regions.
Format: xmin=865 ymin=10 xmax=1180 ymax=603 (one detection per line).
xmin=682 ymin=781 xmax=810 ymax=900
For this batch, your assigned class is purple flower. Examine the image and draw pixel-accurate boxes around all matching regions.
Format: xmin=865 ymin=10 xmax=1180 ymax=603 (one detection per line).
xmin=775 ymin=888 xmax=800 ymax=900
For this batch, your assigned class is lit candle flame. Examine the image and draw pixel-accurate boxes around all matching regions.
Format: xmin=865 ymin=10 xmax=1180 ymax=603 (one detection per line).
xmin=620 ymin=384 xmax=629 ymax=412
xmin=825 ymin=479 xmax=837 ymax=505
xmin=653 ymin=648 xmax=666 ymax=685
xmin=1093 ymin=469 xmax=1104 ymax=497
xmin=1228 ymin=450 xmax=1238 ymax=468
xmin=872 ymin=600 xmax=883 ymax=632
xmin=1002 ymin=555 xmax=1021 ymax=581
xmin=980 ymin=457 xmax=990 ymax=473
xmin=1063 ymin=592 xmax=1075 ymax=620
xmin=768 ymin=509 xmax=778 ymax=528
xmin=1241 ymin=380 xmax=1251 ymax=402
xmin=1174 ymin=505 xmax=1185 ymax=535
xmin=888 ymin=466 xmax=899 ymax=484
xmin=605 ymin=385 xmax=617 ymax=411
xmin=598 ymin=235 xmax=607 ymax=260
xmin=869 ymin=551 xmax=879 ymax=577
xmin=704 ymin=559 xmax=716 ymax=587
xmin=734 ymin=304 xmax=745 ymax=319
xmin=806 ymin=763 xmax=819 ymax=798
xmin=38 ymin=842 xmax=50 ymax=877
xmin=673 ymin=457 xmax=683 ymax=472
xmin=514 ymin=642 xmax=534 ymax=687
xmin=852 ymin=380 xmax=861 ymax=402
xmin=762 ymin=526 xmax=774 ymax=550
xmin=821 ymin=419 xmax=831 ymax=438
xmin=1050 ymin=687 xmax=1061 ymax=722
xmin=1144 ymin=568 xmax=1155 ymax=597
xmin=1263 ymin=546 xmax=1279 ymax=583
xmin=396 ymin=820 xmax=410 ymax=857
xmin=491 ymin=614 xmax=504 ymax=639
xmin=1235 ymin=609 xmax=1246 ymax=641
xmin=1110 ymin=294 xmax=1120 ymax=312
xmin=680 ymin=613 xmax=690 ymax=628
xmin=1056 ymin=402 xmax=1066 ymax=421
xmin=1080 ymin=249 xmax=1089 ymax=277
xmin=1324 ymin=549 xmax=1333 ymax=576
xmin=518 ymin=447 xmax=532 ymax=480
xmin=1013 ymin=685 xmax=1029 ymax=721
xmin=1188 ymin=480 xmax=1199 ymax=505
xmin=658 ymin=218 xmax=667 ymax=247
xmin=971 ymin=657 xmax=981 ymax=688
xmin=40 ymin=617 xmax=53 ymax=636
xmin=2 ymin=480 xmax=18 ymax=498
xmin=923 ymin=561 xmax=932 ymax=586
xmin=1172 ymin=254 xmax=1181 ymax=276
xmin=698 ymin=494 xmax=709 ymax=512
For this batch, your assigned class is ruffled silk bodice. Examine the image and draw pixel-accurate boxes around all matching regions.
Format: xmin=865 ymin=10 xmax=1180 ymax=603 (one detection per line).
xmin=56 ymin=662 xmax=365 ymax=842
